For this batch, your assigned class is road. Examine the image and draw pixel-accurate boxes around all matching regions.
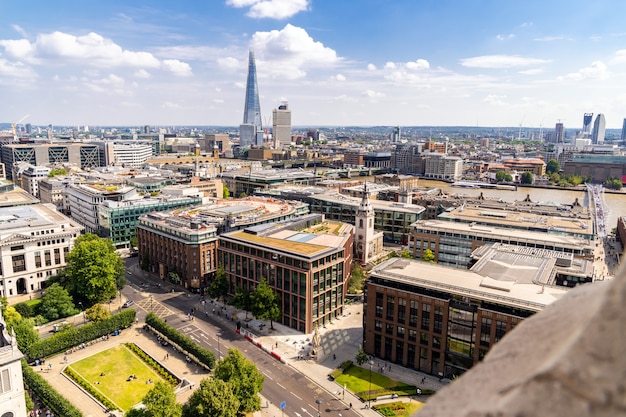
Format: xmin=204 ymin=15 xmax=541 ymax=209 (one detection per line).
xmin=123 ymin=258 xmax=358 ymax=417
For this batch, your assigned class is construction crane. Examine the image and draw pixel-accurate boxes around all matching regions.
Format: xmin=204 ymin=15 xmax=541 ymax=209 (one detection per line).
xmin=12 ymin=114 xmax=29 ymax=140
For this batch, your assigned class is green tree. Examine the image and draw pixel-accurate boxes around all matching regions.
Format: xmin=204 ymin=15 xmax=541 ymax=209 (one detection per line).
xmin=182 ymin=378 xmax=240 ymax=417
xmin=2 ymin=305 xmax=22 ymax=328
xmin=348 ymin=263 xmax=366 ymax=294
xmin=65 ymin=234 xmax=126 ymax=305
xmin=399 ymin=248 xmax=413 ymax=259
xmin=549 ymin=172 xmax=560 ymax=183
xmin=355 ymin=345 xmax=368 ymax=366
xmin=223 ymin=185 xmax=230 ymax=199
xmin=422 ymin=248 xmax=436 ymax=263
xmin=141 ymin=381 xmax=182 ymax=417
xmin=11 ymin=318 xmax=39 ymax=354
xmin=47 ymin=167 xmax=67 ymax=177
xmin=605 ymin=177 xmax=623 ymax=190
xmin=495 ymin=171 xmax=508 ymax=182
xmin=168 ymin=270 xmax=181 ymax=284
xmin=232 ymin=287 xmax=252 ymax=319
xmin=251 ymin=278 xmax=281 ymax=330
xmin=85 ymin=303 xmax=111 ymax=322
xmin=141 ymin=251 xmax=151 ymax=271
xmin=207 ymin=267 xmax=229 ymax=300
xmin=39 ymin=283 xmax=77 ymax=321
xmin=546 ymin=159 xmax=560 ymax=175
xmin=130 ymin=236 xmax=138 ymax=249
xmin=213 ymin=349 xmax=264 ymax=415
xmin=520 ymin=172 xmax=534 ymax=184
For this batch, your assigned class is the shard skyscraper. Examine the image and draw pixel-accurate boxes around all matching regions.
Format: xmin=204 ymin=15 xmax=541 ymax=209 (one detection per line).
xmin=240 ymin=49 xmax=263 ymax=147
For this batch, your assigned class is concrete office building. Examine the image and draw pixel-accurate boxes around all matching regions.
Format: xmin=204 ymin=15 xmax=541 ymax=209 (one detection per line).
xmin=218 ymin=214 xmax=354 ymax=333
xmin=1 ymin=143 xmax=99 ymax=180
xmin=592 ymin=113 xmax=606 ymax=145
xmin=423 ymin=153 xmax=463 ymax=180
xmin=363 ymin=257 xmax=567 ymax=378
xmin=18 ymin=164 xmax=50 ymax=198
xmin=272 ymin=102 xmax=292 ymax=147
xmin=0 ymin=204 xmax=82 ymax=298
xmin=137 ymin=197 xmax=310 ymax=290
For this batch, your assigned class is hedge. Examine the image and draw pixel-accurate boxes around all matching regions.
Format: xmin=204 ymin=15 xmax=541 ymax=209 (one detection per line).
xmin=145 ymin=312 xmax=215 ymax=370
xmin=27 ymin=309 xmax=136 ymax=360
xmin=22 ymin=359 xmax=83 ymax=417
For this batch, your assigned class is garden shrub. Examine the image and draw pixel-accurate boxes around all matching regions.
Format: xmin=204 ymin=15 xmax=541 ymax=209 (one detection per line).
xmin=27 ymin=309 xmax=136 ymax=360
xmin=22 ymin=359 xmax=83 ymax=417
xmin=145 ymin=312 xmax=215 ymax=370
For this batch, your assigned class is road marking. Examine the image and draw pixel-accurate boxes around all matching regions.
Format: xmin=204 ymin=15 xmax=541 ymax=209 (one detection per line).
xmin=293 ymin=393 xmax=302 ymax=401
xmin=277 ymin=383 xmax=286 ymax=390
xmin=262 ymin=372 xmax=273 ymax=381
xmin=200 ymin=334 xmax=209 ymax=340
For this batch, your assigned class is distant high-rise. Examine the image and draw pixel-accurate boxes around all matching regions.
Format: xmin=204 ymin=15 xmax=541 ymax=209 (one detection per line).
xmin=555 ymin=122 xmax=564 ymax=144
xmin=582 ymin=113 xmax=593 ymax=136
xmin=591 ymin=113 xmax=606 ymax=144
xmin=621 ymin=118 xmax=626 ymax=142
xmin=272 ymin=101 xmax=292 ymax=147
xmin=392 ymin=126 xmax=400 ymax=143
xmin=240 ymin=49 xmax=263 ymax=147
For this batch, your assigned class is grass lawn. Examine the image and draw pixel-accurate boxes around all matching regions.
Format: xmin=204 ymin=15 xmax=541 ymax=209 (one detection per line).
xmin=334 ymin=365 xmax=417 ymax=400
xmin=373 ymin=400 xmax=424 ymax=417
xmin=67 ymin=344 xmax=165 ymax=411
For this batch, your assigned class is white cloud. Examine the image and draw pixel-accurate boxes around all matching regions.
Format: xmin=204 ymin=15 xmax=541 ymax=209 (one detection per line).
xmin=483 ymin=94 xmax=507 ymax=105
xmin=213 ymin=98 xmax=225 ymax=103
xmin=218 ymin=56 xmax=240 ymax=69
xmin=367 ymin=63 xmax=377 ymax=71
xmin=496 ymin=34 xmax=515 ymax=41
xmin=0 ymin=38 xmax=35 ymax=61
xmin=161 ymin=101 xmax=181 ymax=109
xmin=0 ymin=58 xmax=36 ymax=79
xmin=134 ymin=69 xmax=151 ymax=79
xmin=384 ymin=62 xmax=396 ymax=69
xmin=561 ymin=61 xmax=608 ymax=80
xmin=84 ymin=74 xmax=130 ymax=96
xmin=405 ymin=59 xmax=430 ymax=70
xmin=162 ymin=59 xmax=192 ymax=76
xmin=226 ymin=0 xmax=309 ymax=19
xmin=11 ymin=24 xmax=28 ymax=38
xmin=610 ymin=49 xmax=626 ymax=64
xmin=252 ymin=24 xmax=340 ymax=79
xmin=460 ymin=55 xmax=550 ymax=68
xmin=533 ymin=35 xmax=572 ymax=42
xmin=362 ymin=89 xmax=385 ymax=99
xmin=519 ymin=68 xmax=543 ymax=75
xmin=334 ymin=74 xmax=346 ymax=81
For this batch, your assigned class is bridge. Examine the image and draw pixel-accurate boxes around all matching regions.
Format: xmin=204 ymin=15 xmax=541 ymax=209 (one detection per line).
xmin=587 ymin=183 xmax=608 ymax=239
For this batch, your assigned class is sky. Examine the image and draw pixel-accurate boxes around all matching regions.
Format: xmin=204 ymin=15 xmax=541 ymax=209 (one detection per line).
xmin=1 ymin=0 xmax=626 ymax=129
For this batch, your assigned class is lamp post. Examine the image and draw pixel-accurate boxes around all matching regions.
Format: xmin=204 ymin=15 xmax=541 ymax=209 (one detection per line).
xmin=368 ymin=360 xmax=374 ymax=408
xmin=315 ymin=399 xmax=322 ymax=417
xmin=78 ymin=302 xmax=84 ymax=324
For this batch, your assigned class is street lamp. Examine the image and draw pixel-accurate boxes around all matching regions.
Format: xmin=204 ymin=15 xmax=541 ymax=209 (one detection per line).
xmin=315 ymin=399 xmax=322 ymax=417
xmin=368 ymin=360 xmax=374 ymax=408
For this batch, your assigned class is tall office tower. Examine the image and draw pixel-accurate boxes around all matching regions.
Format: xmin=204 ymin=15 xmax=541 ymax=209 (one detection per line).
xmin=240 ymin=49 xmax=263 ymax=147
xmin=622 ymin=118 xmax=626 ymax=141
xmin=582 ymin=113 xmax=593 ymax=136
xmin=392 ymin=126 xmax=400 ymax=142
xmin=555 ymin=122 xmax=564 ymax=144
xmin=591 ymin=113 xmax=606 ymax=144
xmin=272 ymin=102 xmax=292 ymax=147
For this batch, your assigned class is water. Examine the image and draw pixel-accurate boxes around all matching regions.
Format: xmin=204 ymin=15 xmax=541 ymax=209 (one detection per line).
xmin=417 ymin=179 xmax=626 ymax=232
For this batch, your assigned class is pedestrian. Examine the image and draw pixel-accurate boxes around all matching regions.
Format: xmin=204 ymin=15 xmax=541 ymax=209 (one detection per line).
xmin=333 ymin=353 xmax=336 ymax=361
xmin=421 ymin=376 xmax=426 ymax=384
xmin=350 ymin=403 xmax=352 ymax=409
xmin=266 ymin=400 xmax=269 ymax=408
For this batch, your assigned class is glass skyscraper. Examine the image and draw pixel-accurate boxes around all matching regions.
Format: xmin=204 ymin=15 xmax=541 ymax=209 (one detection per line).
xmin=240 ymin=49 xmax=263 ymax=147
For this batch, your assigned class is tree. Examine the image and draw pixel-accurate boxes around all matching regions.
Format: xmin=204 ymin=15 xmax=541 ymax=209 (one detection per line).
xmin=495 ymin=171 xmax=513 ymax=182
xmin=141 ymin=381 xmax=182 ymax=417
xmin=168 ymin=270 xmax=181 ymax=284
xmin=355 ymin=345 xmax=368 ymax=366
xmin=223 ymin=185 xmax=230 ymax=199
xmin=213 ymin=348 xmax=264 ymax=415
xmin=11 ymin=318 xmax=39 ymax=354
xmin=85 ymin=303 xmax=111 ymax=322
xmin=347 ymin=263 xmax=366 ymax=294
xmin=251 ymin=278 xmax=281 ymax=330
xmin=422 ymin=249 xmax=436 ymax=263
xmin=39 ymin=283 xmax=77 ymax=321
xmin=130 ymin=236 xmax=138 ymax=249
xmin=140 ymin=251 xmax=151 ymax=271
xmin=207 ymin=267 xmax=229 ymax=300
xmin=65 ymin=234 xmax=126 ymax=306
xmin=232 ymin=287 xmax=252 ymax=319
xmin=182 ymin=378 xmax=239 ymax=417
xmin=546 ymin=159 xmax=560 ymax=175
xmin=2 ymin=305 xmax=22 ymax=328
xmin=520 ymin=172 xmax=534 ymax=184
xmin=399 ymin=248 xmax=413 ymax=259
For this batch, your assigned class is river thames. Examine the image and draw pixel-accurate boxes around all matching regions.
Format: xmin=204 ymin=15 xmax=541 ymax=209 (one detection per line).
xmin=416 ymin=179 xmax=626 ymax=232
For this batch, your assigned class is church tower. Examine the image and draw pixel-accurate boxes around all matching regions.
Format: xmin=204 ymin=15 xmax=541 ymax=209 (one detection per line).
xmin=355 ymin=182 xmax=376 ymax=264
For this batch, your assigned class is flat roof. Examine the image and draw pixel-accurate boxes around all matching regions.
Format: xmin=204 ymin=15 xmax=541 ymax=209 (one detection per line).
xmin=226 ymin=230 xmax=329 ymax=256
xmin=314 ymin=192 xmax=425 ymax=214
xmin=412 ymin=220 xmax=592 ymax=249
xmin=371 ymin=257 xmax=568 ymax=312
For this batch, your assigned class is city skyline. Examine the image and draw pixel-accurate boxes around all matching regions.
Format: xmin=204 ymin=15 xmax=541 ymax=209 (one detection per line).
xmin=2 ymin=0 xmax=626 ymax=128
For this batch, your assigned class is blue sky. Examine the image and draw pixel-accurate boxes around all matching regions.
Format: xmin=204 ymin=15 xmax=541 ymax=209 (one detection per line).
xmin=1 ymin=0 xmax=626 ymax=129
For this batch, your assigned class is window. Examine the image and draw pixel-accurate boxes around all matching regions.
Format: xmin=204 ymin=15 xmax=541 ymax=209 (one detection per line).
xmin=420 ymin=333 xmax=429 ymax=346
xmin=434 ymin=306 xmax=443 ymax=334
xmin=409 ymin=300 xmax=418 ymax=327
xmin=375 ymin=292 xmax=383 ymax=318
xmin=397 ymin=326 xmax=405 ymax=338
xmin=495 ymin=320 xmax=507 ymax=343
xmin=386 ymin=295 xmax=395 ymax=320
xmin=0 ymin=369 xmax=11 ymax=394
xmin=35 ymin=251 xmax=42 ymax=268
xmin=421 ymin=304 xmax=431 ymax=331
xmin=374 ymin=320 xmax=382 ymax=332
xmin=480 ymin=318 xmax=492 ymax=347
xmin=386 ymin=323 xmax=393 ymax=335
xmin=408 ymin=329 xmax=417 ymax=342
xmin=12 ymin=255 xmax=25 ymax=273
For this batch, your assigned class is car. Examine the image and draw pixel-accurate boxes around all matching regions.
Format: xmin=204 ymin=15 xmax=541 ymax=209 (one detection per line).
xmin=122 ymin=300 xmax=134 ymax=308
